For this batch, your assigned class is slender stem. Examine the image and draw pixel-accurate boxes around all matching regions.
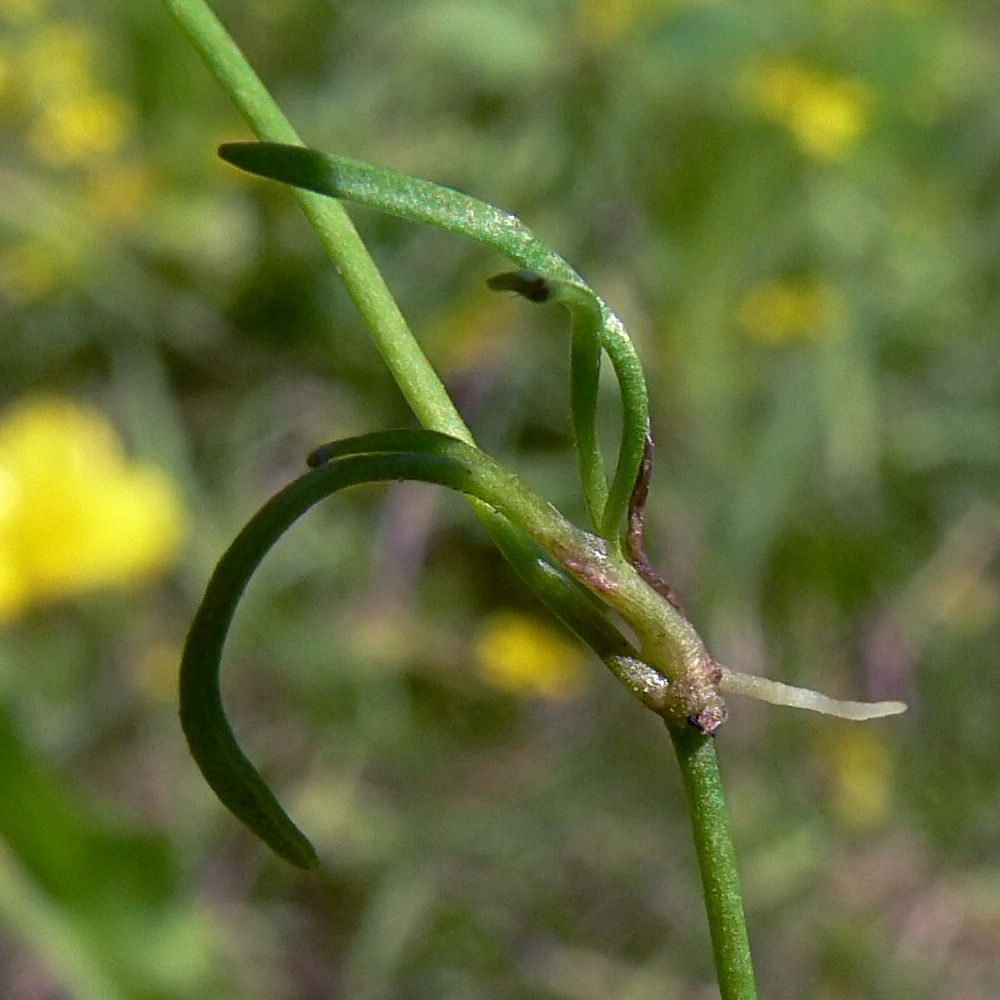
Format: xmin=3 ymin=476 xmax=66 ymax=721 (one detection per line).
xmin=161 ymin=5 xmax=758 ymax=996
xmin=667 ymin=723 xmax=758 ymax=1000
xmin=159 ymin=0 xmax=643 ymax=672
xmin=157 ymin=0 xmax=662 ymax=695
xmin=157 ymin=0 xmax=472 ymax=443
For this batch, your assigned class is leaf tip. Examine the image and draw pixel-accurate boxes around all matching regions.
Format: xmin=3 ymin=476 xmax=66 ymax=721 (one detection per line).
xmin=486 ymin=269 xmax=553 ymax=303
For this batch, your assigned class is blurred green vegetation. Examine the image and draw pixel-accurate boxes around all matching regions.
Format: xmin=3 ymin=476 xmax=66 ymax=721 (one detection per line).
xmin=1 ymin=0 xmax=998 ymax=996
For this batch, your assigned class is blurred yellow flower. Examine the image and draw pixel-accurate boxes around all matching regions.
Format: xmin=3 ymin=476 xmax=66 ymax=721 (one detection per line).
xmin=473 ymin=610 xmax=588 ymax=700
xmin=746 ymin=59 xmax=871 ymax=161
xmin=22 ymin=23 xmax=96 ymax=100
xmin=0 ymin=397 xmax=187 ymax=621
xmin=0 ymin=0 xmax=49 ymax=23
xmin=0 ymin=47 xmax=11 ymax=104
xmin=28 ymin=90 xmax=130 ymax=166
xmin=822 ymin=727 xmax=895 ymax=829
xmin=736 ymin=279 xmax=843 ymax=343
xmin=0 ymin=239 xmax=62 ymax=304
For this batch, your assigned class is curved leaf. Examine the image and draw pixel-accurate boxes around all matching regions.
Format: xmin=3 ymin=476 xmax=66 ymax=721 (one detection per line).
xmin=180 ymin=432 xmax=632 ymax=868
xmin=218 ymin=141 xmax=648 ymax=542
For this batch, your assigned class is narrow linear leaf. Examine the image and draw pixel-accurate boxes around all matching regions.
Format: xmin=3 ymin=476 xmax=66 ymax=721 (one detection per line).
xmin=181 ymin=432 xmax=623 ymax=867
xmin=218 ymin=141 xmax=648 ymax=541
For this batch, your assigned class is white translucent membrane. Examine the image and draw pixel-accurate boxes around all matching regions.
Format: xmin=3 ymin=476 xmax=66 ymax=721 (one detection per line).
xmin=719 ymin=668 xmax=907 ymax=721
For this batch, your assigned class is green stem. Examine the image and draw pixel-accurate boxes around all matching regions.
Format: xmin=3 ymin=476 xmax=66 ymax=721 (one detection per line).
xmin=667 ymin=723 xmax=757 ymax=1000
xmin=158 ymin=0 xmax=662 ymax=699
xmin=161 ymin=4 xmax=756 ymax=996
xmin=158 ymin=0 xmax=470 ymax=441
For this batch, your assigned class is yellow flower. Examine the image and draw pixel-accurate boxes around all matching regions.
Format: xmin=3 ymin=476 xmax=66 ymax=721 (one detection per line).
xmin=746 ymin=59 xmax=871 ymax=162
xmin=28 ymin=90 xmax=130 ymax=166
xmin=0 ymin=46 xmax=11 ymax=104
xmin=0 ymin=0 xmax=49 ymax=23
xmin=822 ymin=727 xmax=895 ymax=829
xmin=736 ymin=279 xmax=843 ymax=343
xmin=0 ymin=397 xmax=187 ymax=620
xmin=473 ymin=610 xmax=588 ymax=700
xmin=22 ymin=23 xmax=97 ymax=100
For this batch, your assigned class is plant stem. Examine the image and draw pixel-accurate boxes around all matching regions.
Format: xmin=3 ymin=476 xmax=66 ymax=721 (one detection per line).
xmin=667 ymin=723 xmax=758 ymax=1000
xmin=156 ymin=0 xmax=627 ymax=677
xmin=157 ymin=0 xmax=472 ymax=443
xmin=160 ymin=4 xmax=759 ymax=996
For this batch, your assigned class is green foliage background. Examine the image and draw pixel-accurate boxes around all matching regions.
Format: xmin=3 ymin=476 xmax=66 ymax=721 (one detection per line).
xmin=1 ymin=0 xmax=998 ymax=997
